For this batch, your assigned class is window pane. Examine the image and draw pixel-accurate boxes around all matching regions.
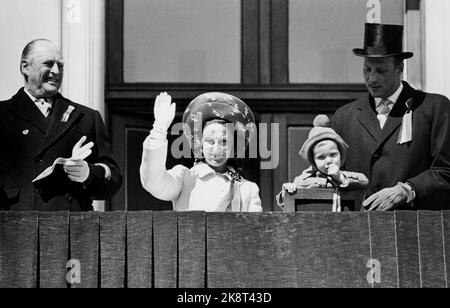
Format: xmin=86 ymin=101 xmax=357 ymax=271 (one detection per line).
xmin=124 ymin=0 xmax=241 ymax=83
xmin=289 ymin=0 xmax=404 ymax=83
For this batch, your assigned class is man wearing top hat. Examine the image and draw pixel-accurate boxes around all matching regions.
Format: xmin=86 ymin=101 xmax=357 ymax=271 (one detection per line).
xmin=331 ymin=23 xmax=450 ymax=211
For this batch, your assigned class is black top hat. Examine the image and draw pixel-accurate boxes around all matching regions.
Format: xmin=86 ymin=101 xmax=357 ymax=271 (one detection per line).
xmin=353 ymin=23 xmax=413 ymax=59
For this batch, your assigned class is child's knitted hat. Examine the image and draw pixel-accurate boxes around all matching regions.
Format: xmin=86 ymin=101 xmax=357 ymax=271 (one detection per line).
xmin=299 ymin=115 xmax=349 ymax=165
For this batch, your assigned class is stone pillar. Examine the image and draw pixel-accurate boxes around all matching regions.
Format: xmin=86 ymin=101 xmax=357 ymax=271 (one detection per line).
xmin=61 ymin=0 xmax=106 ymax=117
xmin=61 ymin=0 xmax=106 ymax=211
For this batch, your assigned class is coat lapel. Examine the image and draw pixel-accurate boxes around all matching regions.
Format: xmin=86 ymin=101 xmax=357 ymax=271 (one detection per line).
xmin=9 ymin=88 xmax=49 ymax=134
xmin=372 ymin=82 xmax=416 ymax=154
xmin=357 ymin=94 xmax=382 ymax=142
xmin=37 ymin=94 xmax=83 ymax=156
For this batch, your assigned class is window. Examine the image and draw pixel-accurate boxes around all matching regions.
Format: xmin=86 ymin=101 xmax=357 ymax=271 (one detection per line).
xmin=289 ymin=0 xmax=404 ymax=83
xmin=123 ymin=0 xmax=241 ymax=83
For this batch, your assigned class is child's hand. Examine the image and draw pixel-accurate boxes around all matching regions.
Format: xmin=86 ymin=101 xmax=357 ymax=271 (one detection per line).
xmin=283 ymin=183 xmax=297 ymax=194
xmin=153 ymin=92 xmax=176 ymax=131
xmin=327 ymin=163 xmax=341 ymax=181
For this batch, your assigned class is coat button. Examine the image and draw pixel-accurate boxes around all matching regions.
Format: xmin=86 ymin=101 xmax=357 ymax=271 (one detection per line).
xmin=65 ymin=194 xmax=73 ymax=202
xmin=373 ymin=154 xmax=381 ymax=161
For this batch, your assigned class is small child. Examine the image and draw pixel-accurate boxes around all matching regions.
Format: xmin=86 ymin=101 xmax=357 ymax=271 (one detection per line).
xmin=140 ymin=92 xmax=262 ymax=212
xmin=277 ymin=115 xmax=368 ymax=212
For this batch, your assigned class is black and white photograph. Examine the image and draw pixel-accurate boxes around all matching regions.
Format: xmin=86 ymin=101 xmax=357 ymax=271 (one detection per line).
xmin=1 ymin=0 xmax=450 ymax=293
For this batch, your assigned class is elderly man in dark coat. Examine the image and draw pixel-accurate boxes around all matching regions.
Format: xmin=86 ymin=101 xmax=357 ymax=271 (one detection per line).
xmin=0 ymin=39 xmax=122 ymax=211
xmin=331 ymin=23 xmax=450 ymax=211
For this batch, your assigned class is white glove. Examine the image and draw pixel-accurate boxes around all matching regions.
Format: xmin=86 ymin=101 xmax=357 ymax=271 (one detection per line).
xmin=282 ymin=182 xmax=297 ymax=194
xmin=64 ymin=159 xmax=90 ymax=183
xmin=153 ymin=92 xmax=176 ymax=133
xmin=71 ymin=136 xmax=94 ymax=160
xmin=64 ymin=136 xmax=94 ymax=183
xmin=363 ymin=182 xmax=411 ymax=211
xmin=276 ymin=183 xmax=297 ymax=209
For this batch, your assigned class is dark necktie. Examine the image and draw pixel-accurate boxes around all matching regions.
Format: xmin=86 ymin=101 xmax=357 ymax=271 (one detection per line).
xmin=35 ymin=98 xmax=52 ymax=118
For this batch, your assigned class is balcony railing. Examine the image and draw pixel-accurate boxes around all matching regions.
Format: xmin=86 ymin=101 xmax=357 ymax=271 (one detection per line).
xmin=0 ymin=211 xmax=448 ymax=288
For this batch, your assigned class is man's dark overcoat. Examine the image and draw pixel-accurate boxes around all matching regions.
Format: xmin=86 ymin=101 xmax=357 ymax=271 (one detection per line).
xmin=332 ymin=81 xmax=450 ymax=210
xmin=0 ymin=88 xmax=122 ymax=211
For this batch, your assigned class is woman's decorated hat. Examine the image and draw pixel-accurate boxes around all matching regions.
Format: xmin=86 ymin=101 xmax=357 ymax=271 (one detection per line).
xmin=182 ymin=92 xmax=256 ymax=157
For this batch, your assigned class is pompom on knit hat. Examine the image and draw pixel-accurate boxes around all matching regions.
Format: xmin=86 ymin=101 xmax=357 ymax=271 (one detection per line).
xmin=299 ymin=115 xmax=349 ymax=166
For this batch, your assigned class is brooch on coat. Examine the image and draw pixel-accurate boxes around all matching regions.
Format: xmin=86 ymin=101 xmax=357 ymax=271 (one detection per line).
xmin=227 ymin=168 xmax=242 ymax=183
xmin=61 ymin=105 xmax=75 ymax=123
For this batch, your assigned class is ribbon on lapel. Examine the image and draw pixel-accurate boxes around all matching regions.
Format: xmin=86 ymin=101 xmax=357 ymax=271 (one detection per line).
xmin=227 ymin=168 xmax=242 ymax=212
xmin=61 ymin=105 xmax=75 ymax=123
xmin=397 ymin=98 xmax=413 ymax=144
xmin=230 ymin=181 xmax=242 ymax=212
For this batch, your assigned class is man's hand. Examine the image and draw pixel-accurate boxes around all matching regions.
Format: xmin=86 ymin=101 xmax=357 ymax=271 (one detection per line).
xmin=153 ymin=92 xmax=176 ymax=132
xmin=363 ymin=182 xmax=411 ymax=211
xmin=64 ymin=160 xmax=90 ymax=183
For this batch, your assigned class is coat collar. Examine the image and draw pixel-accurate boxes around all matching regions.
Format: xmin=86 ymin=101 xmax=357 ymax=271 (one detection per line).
xmin=191 ymin=161 xmax=238 ymax=182
xmin=191 ymin=162 xmax=247 ymax=211
xmin=356 ymin=81 xmax=422 ymax=154
xmin=9 ymin=88 xmax=49 ymax=133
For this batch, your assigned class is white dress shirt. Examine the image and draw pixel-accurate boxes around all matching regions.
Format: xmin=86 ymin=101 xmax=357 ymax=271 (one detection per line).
xmin=24 ymin=87 xmax=53 ymax=118
xmin=374 ymin=83 xmax=403 ymax=129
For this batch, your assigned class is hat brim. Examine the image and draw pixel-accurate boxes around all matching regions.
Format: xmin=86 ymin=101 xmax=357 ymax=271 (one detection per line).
xmin=299 ymin=132 xmax=349 ymax=166
xmin=352 ymin=48 xmax=413 ymax=59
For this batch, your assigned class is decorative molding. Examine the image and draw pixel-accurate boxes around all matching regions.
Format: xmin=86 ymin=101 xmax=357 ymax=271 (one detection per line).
xmin=106 ymin=83 xmax=367 ymax=115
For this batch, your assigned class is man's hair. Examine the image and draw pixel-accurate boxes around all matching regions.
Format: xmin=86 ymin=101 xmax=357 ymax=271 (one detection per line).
xmin=393 ymin=55 xmax=405 ymax=70
xmin=20 ymin=39 xmax=52 ymax=76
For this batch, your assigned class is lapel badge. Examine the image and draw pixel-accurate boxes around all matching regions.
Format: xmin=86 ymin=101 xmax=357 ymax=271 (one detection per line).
xmin=227 ymin=168 xmax=242 ymax=183
xmin=22 ymin=129 xmax=30 ymax=135
xmin=61 ymin=105 xmax=75 ymax=123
